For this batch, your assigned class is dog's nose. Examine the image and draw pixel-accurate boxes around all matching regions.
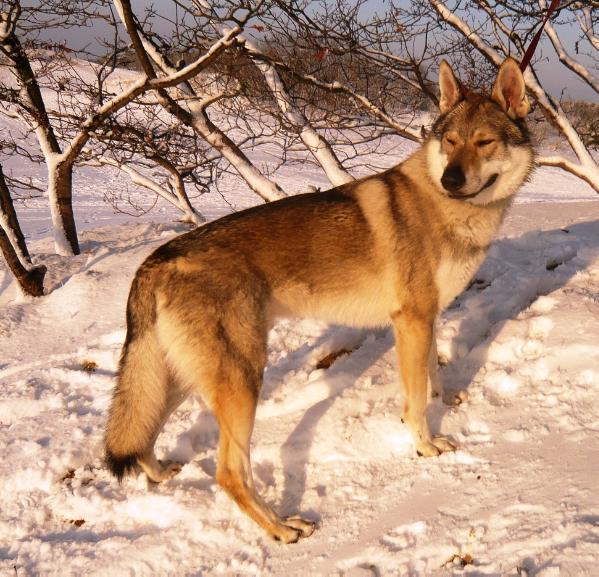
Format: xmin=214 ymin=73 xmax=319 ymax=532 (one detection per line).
xmin=441 ymin=165 xmax=465 ymax=192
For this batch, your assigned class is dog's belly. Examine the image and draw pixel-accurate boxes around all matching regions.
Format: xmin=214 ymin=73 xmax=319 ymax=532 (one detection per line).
xmin=270 ymin=279 xmax=395 ymax=328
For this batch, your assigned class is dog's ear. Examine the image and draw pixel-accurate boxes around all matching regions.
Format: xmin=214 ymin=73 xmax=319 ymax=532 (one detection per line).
xmin=492 ymin=58 xmax=530 ymax=119
xmin=438 ymin=60 xmax=463 ymax=113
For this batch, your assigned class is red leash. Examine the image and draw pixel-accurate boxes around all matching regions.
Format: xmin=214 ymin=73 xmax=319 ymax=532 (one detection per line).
xmin=520 ymin=0 xmax=562 ymax=71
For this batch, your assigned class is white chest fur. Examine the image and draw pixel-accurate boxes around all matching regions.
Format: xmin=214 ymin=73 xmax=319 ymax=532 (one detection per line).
xmin=435 ymin=252 xmax=485 ymax=310
xmin=433 ymin=197 xmax=509 ymax=311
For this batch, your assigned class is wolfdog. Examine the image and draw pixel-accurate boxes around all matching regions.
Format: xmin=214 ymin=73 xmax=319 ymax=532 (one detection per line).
xmin=105 ymin=58 xmax=533 ymax=543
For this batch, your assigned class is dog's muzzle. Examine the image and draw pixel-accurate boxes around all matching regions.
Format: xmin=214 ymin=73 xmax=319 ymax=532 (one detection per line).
xmin=446 ymin=173 xmax=499 ymax=200
xmin=441 ymin=165 xmax=465 ymax=193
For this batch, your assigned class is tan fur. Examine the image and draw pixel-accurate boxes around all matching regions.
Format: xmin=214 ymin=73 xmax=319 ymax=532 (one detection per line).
xmin=105 ymin=59 xmax=534 ymax=543
xmin=491 ymin=58 xmax=530 ymax=119
xmin=439 ymin=60 xmax=462 ymax=113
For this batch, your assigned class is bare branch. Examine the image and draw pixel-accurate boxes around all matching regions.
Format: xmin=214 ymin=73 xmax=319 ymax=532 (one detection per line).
xmin=540 ymin=0 xmax=599 ymax=93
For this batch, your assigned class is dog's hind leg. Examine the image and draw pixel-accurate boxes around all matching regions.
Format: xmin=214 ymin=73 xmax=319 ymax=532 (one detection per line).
xmin=137 ymin=377 xmax=189 ymax=483
xmin=208 ymin=308 xmax=315 ymax=543
xmin=213 ymin=378 xmax=315 ymax=543
xmin=106 ymin=328 xmax=187 ymax=482
xmin=156 ymin=285 xmax=316 ymax=542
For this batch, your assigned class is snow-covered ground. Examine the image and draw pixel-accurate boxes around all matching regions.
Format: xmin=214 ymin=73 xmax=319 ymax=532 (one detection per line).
xmin=1 ymin=62 xmax=599 ymax=574
xmin=2 ymin=184 xmax=599 ymax=576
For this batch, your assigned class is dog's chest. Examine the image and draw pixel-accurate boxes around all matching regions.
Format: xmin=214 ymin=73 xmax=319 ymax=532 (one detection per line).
xmin=435 ymin=251 xmax=485 ymax=310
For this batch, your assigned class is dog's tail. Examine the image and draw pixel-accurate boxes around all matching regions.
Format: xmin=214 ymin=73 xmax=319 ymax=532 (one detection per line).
xmin=105 ymin=270 xmax=168 ymax=481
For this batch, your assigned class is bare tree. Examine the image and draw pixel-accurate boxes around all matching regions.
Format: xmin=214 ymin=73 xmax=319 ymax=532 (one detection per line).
xmin=113 ymin=0 xmax=287 ymax=202
xmin=253 ymin=0 xmax=598 ymax=192
xmin=83 ymin=104 xmax=211 ymax=224
xmin=0 ymin=0 xmax=85 ymax=255
xmin=0 ymin=0 xmax=245 ymax=256
xmin=259 ymin=1 xmax=435 ymax=137
xmin=0 ymin=164 xmax=46 ymax=296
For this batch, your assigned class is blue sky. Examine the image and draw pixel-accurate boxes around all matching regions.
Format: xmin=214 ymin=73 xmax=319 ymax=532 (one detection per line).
xmin=35 ymin=0 xmax=597 ymax=101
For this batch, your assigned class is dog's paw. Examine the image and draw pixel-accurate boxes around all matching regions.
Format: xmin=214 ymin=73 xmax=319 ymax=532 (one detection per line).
xmin=416 ymin=436 xmax=456 ymax=457
xmin=442 ymin=389 xmax=469 ymax=406
xmin=272 ymin=523 xmax=302 ymax=544
xmin=432 ymin=436 xmax=457 ymax=452
xmin=284 ymin=516 xmax=317 ymax=538
xmin=272 ymin=516 xmax=316 ymax=543
xmin=155 ymin=460 xmax=184 ymax=482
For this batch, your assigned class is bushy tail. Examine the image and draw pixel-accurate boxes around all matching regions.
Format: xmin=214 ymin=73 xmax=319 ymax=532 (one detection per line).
xmin=105 ymin=271 xmax=168 ymax=481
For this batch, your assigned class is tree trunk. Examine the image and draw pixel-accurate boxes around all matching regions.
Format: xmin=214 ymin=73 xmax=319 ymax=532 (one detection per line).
xmin=0 ymin=230 xmax=46 ymax=297
xmin=48 ymin=160 xmax=80 ymax=256
xmin=0 ymin=165 xmax=30 ymax=261
xmin=169 ymin=176 xmax=204 ymax=225
xmin=0 ymin=167 xmax=46 ymax=297
xmin=0 ymin=26 xmax=80 ymax=254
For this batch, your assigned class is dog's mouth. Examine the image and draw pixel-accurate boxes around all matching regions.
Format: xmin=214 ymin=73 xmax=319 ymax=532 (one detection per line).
xmin=448 ymin=173 xmax=499 ymax=200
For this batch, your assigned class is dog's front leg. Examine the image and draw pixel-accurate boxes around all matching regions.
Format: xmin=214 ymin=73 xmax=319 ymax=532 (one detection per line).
xmin=427 ymin=321 xmax=443 ymax=402
xmin=392 ymin=308 xmax=456 ymax=457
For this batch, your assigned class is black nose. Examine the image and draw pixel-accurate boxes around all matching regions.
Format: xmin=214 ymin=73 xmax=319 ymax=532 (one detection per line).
xmin=441 ymin=165 xmax=465 ymax=192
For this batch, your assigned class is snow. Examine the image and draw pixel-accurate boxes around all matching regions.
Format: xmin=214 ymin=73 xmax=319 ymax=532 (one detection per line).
xmin=1 ymin=62 xmax=599 ymax=577
xmin=1 ymin=193 xmax=598 ymax=576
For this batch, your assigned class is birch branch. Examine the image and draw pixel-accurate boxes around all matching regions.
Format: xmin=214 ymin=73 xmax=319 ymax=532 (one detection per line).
xmin=576 ymin=6 xmax=599 ymax=51
xmin=247 ymin=52 xmax=422 ymax=142
xmin=537 ymin=156 xmax=599 ymax=190
xmin=86 ymin=155 xmax=202 ymax=223
xmin=540 ymin=0 xmax=599 ymax=94
xmin=241 ymin=37 xmax=353 ymax=186
xmin=62 ymin=18 xmax=243 ymax=164
xmin=114 ymin=0 xmax=286 ymax=202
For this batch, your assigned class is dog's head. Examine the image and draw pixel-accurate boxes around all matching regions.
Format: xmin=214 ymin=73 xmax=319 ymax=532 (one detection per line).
xmin=426 ymin=58 xmax=534 ymax=205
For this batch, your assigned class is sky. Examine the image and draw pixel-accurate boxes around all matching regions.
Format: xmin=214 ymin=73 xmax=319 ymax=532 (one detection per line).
xmin=28 ymin=0 xmax=598 ymax=102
